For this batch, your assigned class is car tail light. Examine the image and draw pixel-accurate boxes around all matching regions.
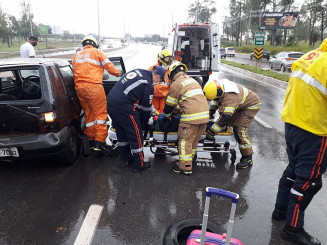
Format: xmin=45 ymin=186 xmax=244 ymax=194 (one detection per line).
xmin=285 ymin=57 xmax=295 ymax=61
xmin=39 ymin=111 xmax=59 ymax=132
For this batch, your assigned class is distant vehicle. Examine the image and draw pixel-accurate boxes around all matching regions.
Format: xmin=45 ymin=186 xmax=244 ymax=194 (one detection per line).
xmin=107 ymin=43 xmax=113 ymax=48
xmin=220 ymin=48 xmax=227 ymax=59
xmin=250 ymin=49 xmax=270 ymax=60
xmin=74 ymin=45 xmax=83 ymax=53
xmin=168 ymin=22 xmax=220 ymax=85
xmin=269 ymin=51 xmax=304 ymax=72
xmin=225 ymin=47 xmax=235 ymax=57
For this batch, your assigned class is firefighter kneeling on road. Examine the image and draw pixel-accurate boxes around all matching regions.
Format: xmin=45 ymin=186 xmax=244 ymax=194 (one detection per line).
xmin=72 ymin=35 xmax=122 ymax=153
xmin=107 ymin=66 xmax=166 ymax=173
xmin=203 ymin=79 xmax=261 ymax=169
xmin=163 ymin=61 xmax=209 ymax=176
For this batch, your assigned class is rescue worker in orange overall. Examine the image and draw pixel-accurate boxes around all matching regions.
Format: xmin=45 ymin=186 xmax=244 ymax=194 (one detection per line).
xmin=163 ymin=61 xmax=209 ymax=175
xmin=72 ymin=35 xmax=122 ymax=152
xmin=148 ymin=49 xmax=174 ymax=112
xmin=203 ymin=79 xmax=261 ymax=169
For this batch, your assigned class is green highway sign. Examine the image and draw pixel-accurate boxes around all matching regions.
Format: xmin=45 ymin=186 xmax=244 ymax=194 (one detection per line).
xmin=254 ymin=31 xmax=265 ymax=46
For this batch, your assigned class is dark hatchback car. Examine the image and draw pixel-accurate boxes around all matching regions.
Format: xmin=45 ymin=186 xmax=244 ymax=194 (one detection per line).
xmin=250 ymin=49 xmax=270 ymax=60
xmin=220 ymin=48 xmax=227 ymax=59
xmin=0 ymin=57 xmax=125 ymax=165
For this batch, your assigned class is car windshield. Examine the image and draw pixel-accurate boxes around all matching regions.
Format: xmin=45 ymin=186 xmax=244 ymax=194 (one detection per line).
xmin=289 ymin=53 xmax=304 ymax=58
xmin=228 ymin=48 xmax=234 ymax=50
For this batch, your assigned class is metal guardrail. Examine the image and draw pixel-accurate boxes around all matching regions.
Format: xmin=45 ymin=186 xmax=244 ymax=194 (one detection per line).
xmin=0 ymin=46 xmax=127 ymax=59
xmin=0 ymin=47 xmax=76 ymax=59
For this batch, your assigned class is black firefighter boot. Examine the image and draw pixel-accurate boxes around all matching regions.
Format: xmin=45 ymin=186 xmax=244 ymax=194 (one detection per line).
xmin=236 ymin=154 xmax=253 ymax=169
xmin=281 ymin=225 xmax=321 ymax=245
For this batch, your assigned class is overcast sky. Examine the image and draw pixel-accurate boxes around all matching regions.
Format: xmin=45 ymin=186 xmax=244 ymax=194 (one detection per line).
xmin=0 ymin=0 xmax=229 ymax=38
xmin=0 ymin=0 xmax=306 ymax=38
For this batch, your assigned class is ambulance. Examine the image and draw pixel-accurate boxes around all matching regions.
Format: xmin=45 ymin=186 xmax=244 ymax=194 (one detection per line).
xmin=167 ymin=23 xmax=220 ymax=86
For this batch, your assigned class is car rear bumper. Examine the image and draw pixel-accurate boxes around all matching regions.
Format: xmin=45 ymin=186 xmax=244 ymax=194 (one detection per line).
xmin=0 ymin=127 xmax=68 ymax=160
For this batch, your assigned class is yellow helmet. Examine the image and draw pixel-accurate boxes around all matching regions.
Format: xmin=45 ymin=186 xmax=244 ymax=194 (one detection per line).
xmin=203 ymin=80 xmax=224 ymax=100
xmin=168 ymin=61 xmax=188 ymax=79
xmin=82 ymin=35 xmax=98 ymax=48
xmin=158 ymin=49 xmax=174 ymax=66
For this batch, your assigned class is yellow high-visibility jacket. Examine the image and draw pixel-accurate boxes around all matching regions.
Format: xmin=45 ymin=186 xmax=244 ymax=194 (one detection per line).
xmin=281 ymin=39 xmax=327 ymax=136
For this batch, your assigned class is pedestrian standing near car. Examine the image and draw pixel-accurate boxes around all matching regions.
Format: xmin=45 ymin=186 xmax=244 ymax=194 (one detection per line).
xmin=203 ymin=79 xmax=261 ymax=169
xmin=163 ymin=61 xmax=209 ymax=176
xmin=20 ymin=36 xmax=38 ymax=58
xmin=107 ymin=66 xmax=166 ymax=173
xmin=72 ymin=35 xmax=122 ymax=152
xmin=272 ymin=39 xmax=327 ymax=245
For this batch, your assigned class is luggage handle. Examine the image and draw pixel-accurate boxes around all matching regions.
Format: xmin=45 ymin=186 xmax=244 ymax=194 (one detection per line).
xmin=199 ymin=187 xmax=239 ymax=245
xmin=206 ymin=187 xmax=239 ymax=204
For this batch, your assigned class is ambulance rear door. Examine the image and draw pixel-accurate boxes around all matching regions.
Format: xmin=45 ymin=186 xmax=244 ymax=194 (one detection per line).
xmin=167 ymin=23 xmax=179 ymax=56
xmin=211 ymin=23 xmax=220 ymax=72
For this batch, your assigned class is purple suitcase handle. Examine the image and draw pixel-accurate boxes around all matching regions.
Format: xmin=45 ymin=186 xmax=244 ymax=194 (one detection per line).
xmin=206 ymin=187 xmax=239 ymax=204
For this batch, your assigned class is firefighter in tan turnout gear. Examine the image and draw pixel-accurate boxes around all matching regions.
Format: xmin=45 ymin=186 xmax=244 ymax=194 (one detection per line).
xmin=163 ymin=61 xmax=209 ymax=175
xmin=203 ymin=79 xmax=261 ymax=169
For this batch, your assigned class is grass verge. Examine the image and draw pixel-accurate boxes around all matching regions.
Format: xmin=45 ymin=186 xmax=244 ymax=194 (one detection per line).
xmin=221 ymin=59 xmax=290 ymax=82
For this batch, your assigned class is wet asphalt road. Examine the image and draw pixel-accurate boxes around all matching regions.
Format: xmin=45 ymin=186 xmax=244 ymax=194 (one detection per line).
xmin=0 ymin=44 xmax=326 ymax=245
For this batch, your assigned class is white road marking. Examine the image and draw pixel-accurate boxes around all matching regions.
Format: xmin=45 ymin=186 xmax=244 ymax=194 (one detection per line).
xmin=255 ymin=116 xmax=272 ymax=128
xmin=74 ymin=205 xmax=104 ymax=245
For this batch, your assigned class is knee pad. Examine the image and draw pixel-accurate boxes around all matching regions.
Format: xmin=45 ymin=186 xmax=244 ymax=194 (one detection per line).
xmin=232 ymin=126 xmax=241 ymax=144
xmin=291 ymin=177 xmax=323 ymax=211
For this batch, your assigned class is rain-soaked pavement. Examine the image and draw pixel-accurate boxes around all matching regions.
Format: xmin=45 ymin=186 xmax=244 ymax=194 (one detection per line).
xmin=0 ymin=44 xmax=326 ymax=245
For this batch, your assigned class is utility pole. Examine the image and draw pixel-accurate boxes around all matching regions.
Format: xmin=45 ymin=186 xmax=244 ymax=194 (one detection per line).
xmin=29 ymin=14 xmax=33 ymax=36
xmin=97 ymin=0 xmax=101 ymax=50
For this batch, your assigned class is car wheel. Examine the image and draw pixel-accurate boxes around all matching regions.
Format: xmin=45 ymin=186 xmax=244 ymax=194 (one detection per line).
xmin=59 ymin=125 xmax=78 ymax=165
xmin=281 ymin=64 xmax=286 ymax=72
xmin=269 ymin=62 xmax=273 ymax=70
xmin=232 ymin=54 xmax=235 ymax=57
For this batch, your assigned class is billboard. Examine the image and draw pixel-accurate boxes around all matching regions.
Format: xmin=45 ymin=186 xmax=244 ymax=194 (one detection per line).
xmin=260 ymin=12 xmax=298 ymax=30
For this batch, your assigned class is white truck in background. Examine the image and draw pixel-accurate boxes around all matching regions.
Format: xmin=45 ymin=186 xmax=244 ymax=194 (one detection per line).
xmin=167 ymin=23 xmax=220 ymax=86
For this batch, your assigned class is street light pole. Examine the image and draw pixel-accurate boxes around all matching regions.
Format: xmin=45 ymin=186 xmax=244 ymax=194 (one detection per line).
xmin=97 ymin=0 xmax=101 ymax=50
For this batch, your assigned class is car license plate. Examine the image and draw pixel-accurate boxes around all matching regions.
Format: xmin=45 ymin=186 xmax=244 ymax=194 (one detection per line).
xmin=0 ymin=147 xmax=19 ymax=157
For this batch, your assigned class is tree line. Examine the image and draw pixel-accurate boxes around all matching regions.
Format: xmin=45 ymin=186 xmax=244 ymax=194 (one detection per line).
xmin=223 ymin=0 xmax=327 ymax=46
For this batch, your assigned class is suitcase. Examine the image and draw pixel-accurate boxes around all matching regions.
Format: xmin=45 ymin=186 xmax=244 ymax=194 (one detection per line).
xmin=186 ymin=187 xmax=243 ymax=245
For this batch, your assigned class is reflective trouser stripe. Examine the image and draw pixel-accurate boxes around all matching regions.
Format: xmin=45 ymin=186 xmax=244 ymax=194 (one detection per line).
xmin=192 ymin=149 xmax=197 ymax=157
xmin=131 ymin=147 xmax=143 ymax=153
xmin=239 ymin=127 xmax=251 ymax=149
xmin=86 ymin=120 xmax=107 ymax=127
xmin=118 ymin=141 xmax=129 ymax=146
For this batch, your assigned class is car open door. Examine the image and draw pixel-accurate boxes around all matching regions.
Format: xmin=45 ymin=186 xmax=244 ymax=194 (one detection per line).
xmin=211 ymin=23 xmax=220 ymax=72
xmin=102 ymin=56 xmax=126 ymax=96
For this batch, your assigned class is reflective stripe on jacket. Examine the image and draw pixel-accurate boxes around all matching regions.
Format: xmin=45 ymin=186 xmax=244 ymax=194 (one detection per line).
xmin=219 ymin=81 xmax=261 ymax=116
xmin=281 ymin=40 xmax=327 ymax=136
xmin=164 ymin=72 xmax=209 ymax=125
xmin=72 ymin=45 xmax=120 ymax=84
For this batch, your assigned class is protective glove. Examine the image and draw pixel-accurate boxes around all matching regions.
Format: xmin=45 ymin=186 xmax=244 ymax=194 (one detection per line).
xmin=150 ymin=106 xmax=158 ymax=117
xmin=147 ymin=117 xmax=154 ymax=125
xmin=119 ymin=70 xmax=123 ymax=77
xmin=206 ymin=128 xmax=215 ymax=140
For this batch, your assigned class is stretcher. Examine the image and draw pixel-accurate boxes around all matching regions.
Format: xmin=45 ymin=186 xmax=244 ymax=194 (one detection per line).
xmin=105 ymin=117 xmax=237 ymax=163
